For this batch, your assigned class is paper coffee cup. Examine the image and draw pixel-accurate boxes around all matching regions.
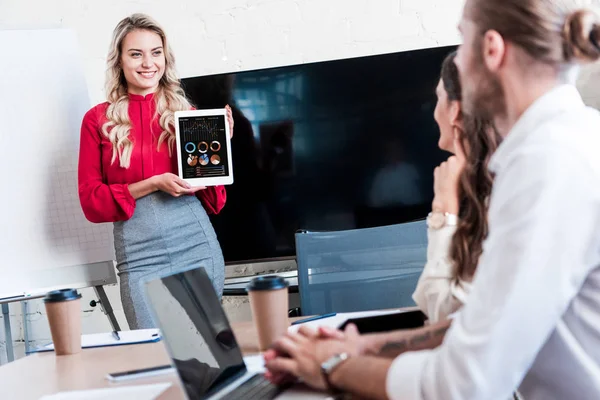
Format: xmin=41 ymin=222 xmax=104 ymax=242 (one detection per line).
xmin=43 ymin=289 xmax=82 ymax=356
xmin=246 ymin=276 xmax=289 ymax=351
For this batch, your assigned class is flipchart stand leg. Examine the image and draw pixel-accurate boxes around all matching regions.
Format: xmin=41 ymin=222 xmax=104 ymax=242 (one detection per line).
xmin=21 ymin=301 xmax=30 ymax=355
xmin=2 ymin=303 xmax=14 ymax=363
xmin=93 ymin=286 xmax=121 ymax=332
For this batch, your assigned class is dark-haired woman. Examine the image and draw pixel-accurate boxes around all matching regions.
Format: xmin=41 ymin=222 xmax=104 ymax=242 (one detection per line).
xmin=412 ymin=51 xmax=501 ymax=322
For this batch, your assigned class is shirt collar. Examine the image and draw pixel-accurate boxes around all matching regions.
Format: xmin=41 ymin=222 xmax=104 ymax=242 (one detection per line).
xmin=489 ymin=84 xmax=585 ymax=173
xmin=128 ymin=92 xmax=155 ymax=102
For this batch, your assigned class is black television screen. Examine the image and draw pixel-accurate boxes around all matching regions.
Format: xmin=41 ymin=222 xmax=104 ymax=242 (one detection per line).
xmin=182 ymin=45 xmax=456 ymax=263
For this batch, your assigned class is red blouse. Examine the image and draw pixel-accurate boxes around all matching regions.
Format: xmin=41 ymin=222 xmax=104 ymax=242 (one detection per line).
xmin=78 ymin=93 xmax=226 ymax=223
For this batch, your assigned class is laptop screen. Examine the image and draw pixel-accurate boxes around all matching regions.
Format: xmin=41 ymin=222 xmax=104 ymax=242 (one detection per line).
xmin=145 ymin=267 xmax=246 ymax=399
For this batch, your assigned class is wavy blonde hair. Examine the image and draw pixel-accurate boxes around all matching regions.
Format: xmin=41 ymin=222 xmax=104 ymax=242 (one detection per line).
xmin=102 ymin=13 xmax=192 ymax=168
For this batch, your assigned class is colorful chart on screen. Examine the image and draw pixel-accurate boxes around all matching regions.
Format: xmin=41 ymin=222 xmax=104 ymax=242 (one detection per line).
xmin=175 ymin=108 xmax=233 ymax=186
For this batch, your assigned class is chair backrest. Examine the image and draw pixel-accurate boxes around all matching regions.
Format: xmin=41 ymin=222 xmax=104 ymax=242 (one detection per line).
xmin=295 ymin=220 xmax=428 ymax=315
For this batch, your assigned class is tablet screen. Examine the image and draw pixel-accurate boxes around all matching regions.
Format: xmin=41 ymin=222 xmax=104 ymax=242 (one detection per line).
xmin=178 ymin=114 xmax=230 ymax=180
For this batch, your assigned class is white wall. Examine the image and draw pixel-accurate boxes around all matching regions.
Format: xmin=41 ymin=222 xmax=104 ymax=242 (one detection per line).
xmin=1 ymin=0 xmax=599 ymax=364
xmin=0 ymin=0 xmax=464 ymax=106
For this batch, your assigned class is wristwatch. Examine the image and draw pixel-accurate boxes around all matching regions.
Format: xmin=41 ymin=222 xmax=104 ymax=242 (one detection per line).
xmin=321 ymin=352 xmax=350 ymax=394
xmin=426 ymin=211 xmax=458 ymax=230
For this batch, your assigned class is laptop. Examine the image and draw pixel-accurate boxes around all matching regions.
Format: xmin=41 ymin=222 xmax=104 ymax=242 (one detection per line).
xmin=144 ymin=267 xmax=330 ymax=400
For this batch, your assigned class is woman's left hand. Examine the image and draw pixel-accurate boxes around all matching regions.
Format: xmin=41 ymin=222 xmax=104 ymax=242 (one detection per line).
xmin=225 ymin=104 xmax=234 ymax=139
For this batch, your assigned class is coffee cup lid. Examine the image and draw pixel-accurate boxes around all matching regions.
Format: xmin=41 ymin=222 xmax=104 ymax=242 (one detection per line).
xmin=43 ymin=289 xmax=82 ymax=303
xmin=246 ymin=275 xmax=289 ymax=292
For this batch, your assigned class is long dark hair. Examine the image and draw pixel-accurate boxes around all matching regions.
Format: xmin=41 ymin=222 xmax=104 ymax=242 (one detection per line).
xmin=440 ymin=51 xmax=501 ymax=280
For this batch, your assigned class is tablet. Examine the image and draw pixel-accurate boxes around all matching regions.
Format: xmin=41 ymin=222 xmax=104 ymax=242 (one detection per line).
xmin=174 ymin=109 xmax=234 ymax=186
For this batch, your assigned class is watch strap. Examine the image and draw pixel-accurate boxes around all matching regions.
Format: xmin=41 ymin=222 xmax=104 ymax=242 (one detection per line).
xmin=445 ymin=212 xmax=458 ymax=226
xmin=321 ymin=353 xmax=350 ymax=394
xmin=427 ymin=211 xmax=458 ymax=229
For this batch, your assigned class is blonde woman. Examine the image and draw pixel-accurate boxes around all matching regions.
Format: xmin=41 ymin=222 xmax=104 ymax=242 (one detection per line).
xmin=78 ymin=14 xmax=233 ymax=329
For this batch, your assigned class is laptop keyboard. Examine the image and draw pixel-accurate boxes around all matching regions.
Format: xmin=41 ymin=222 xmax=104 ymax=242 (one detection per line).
xmin=224 ymin=373 xmax=282 ymax=400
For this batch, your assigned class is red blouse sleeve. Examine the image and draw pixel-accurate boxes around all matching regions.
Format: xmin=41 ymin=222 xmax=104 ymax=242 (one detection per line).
xmin=188 ymin=105 xmax=227 ymax=214
xmin=196 ymin=185 xmax=227 ymax=214
xmin=78 ymin=107 xmax=136 ymax=223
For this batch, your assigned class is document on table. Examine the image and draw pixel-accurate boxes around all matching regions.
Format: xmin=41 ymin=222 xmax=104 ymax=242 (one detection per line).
xmin=36 ymin=329 xmax=161 ymax=352
xmin=39 ymin=382 xmax=172 ymax=400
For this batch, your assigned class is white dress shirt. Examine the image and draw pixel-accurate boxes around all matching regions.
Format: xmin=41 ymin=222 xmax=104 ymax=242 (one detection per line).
xmin=412 ymin=224 xmax=472 ymax=322
xmin=387 ymin=85 xmax=600 ymax=400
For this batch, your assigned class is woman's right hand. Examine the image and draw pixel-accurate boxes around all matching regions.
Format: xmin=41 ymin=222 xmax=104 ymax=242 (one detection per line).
xmin=432 ymin=137 xmax=466 ymax=214
xmin=153 ymin=173 xmax=205 ymax=197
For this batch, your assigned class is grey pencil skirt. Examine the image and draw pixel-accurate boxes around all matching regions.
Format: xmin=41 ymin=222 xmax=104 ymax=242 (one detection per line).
xmin=113 ymin=191 xmax=225 ymax=330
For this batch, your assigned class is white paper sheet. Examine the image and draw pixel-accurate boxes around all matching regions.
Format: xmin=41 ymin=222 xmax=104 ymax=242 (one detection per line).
xmin=243 ymin=354 xmax=266 ymax=372
xmin=39 ymin=382 xmax=172 ymax=400
xmin=37 ymin=329 xmax=161 ymax=351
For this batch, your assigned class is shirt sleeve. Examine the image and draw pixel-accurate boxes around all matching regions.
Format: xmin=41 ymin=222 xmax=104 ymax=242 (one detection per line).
xmin=196 ymin=185 xmax=227 ymax=214
xmin=387 ymin=147 xmax=600 ymax=400
xmin=412 ymin=225 xmax=472 ymax=322
xmin=78 ymin=107 xmax=136 ymax=223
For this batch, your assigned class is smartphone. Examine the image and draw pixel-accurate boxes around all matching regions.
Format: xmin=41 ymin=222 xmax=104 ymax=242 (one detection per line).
xmin=106 ymin=364 xmax=174 ymax=382
xmin=338 ymin=310 xmax=427 ymax=333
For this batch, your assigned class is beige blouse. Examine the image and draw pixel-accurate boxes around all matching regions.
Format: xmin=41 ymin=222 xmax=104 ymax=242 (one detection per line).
xmin=412 ymin=225 xmax=472 ymax=322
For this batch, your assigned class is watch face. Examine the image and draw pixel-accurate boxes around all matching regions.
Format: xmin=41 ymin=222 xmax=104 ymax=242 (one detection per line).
xmin=427 ymin=212 xmax=445 ymax=229
xmin=321 ymin=353 xmax=349 ymax=374
xmin=321 ymin=356 xmax=337 ymax=372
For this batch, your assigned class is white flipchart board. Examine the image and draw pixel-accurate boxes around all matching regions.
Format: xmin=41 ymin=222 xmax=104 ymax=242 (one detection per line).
xmin=0 ymin=29 xmax=116 ymax=299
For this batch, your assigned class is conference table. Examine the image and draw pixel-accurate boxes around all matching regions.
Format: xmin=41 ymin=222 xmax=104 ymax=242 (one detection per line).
xmin=0 ymin=308 xmax=414 ymax=399
xmin=0 ymin=318 xmax=300 ymax=399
